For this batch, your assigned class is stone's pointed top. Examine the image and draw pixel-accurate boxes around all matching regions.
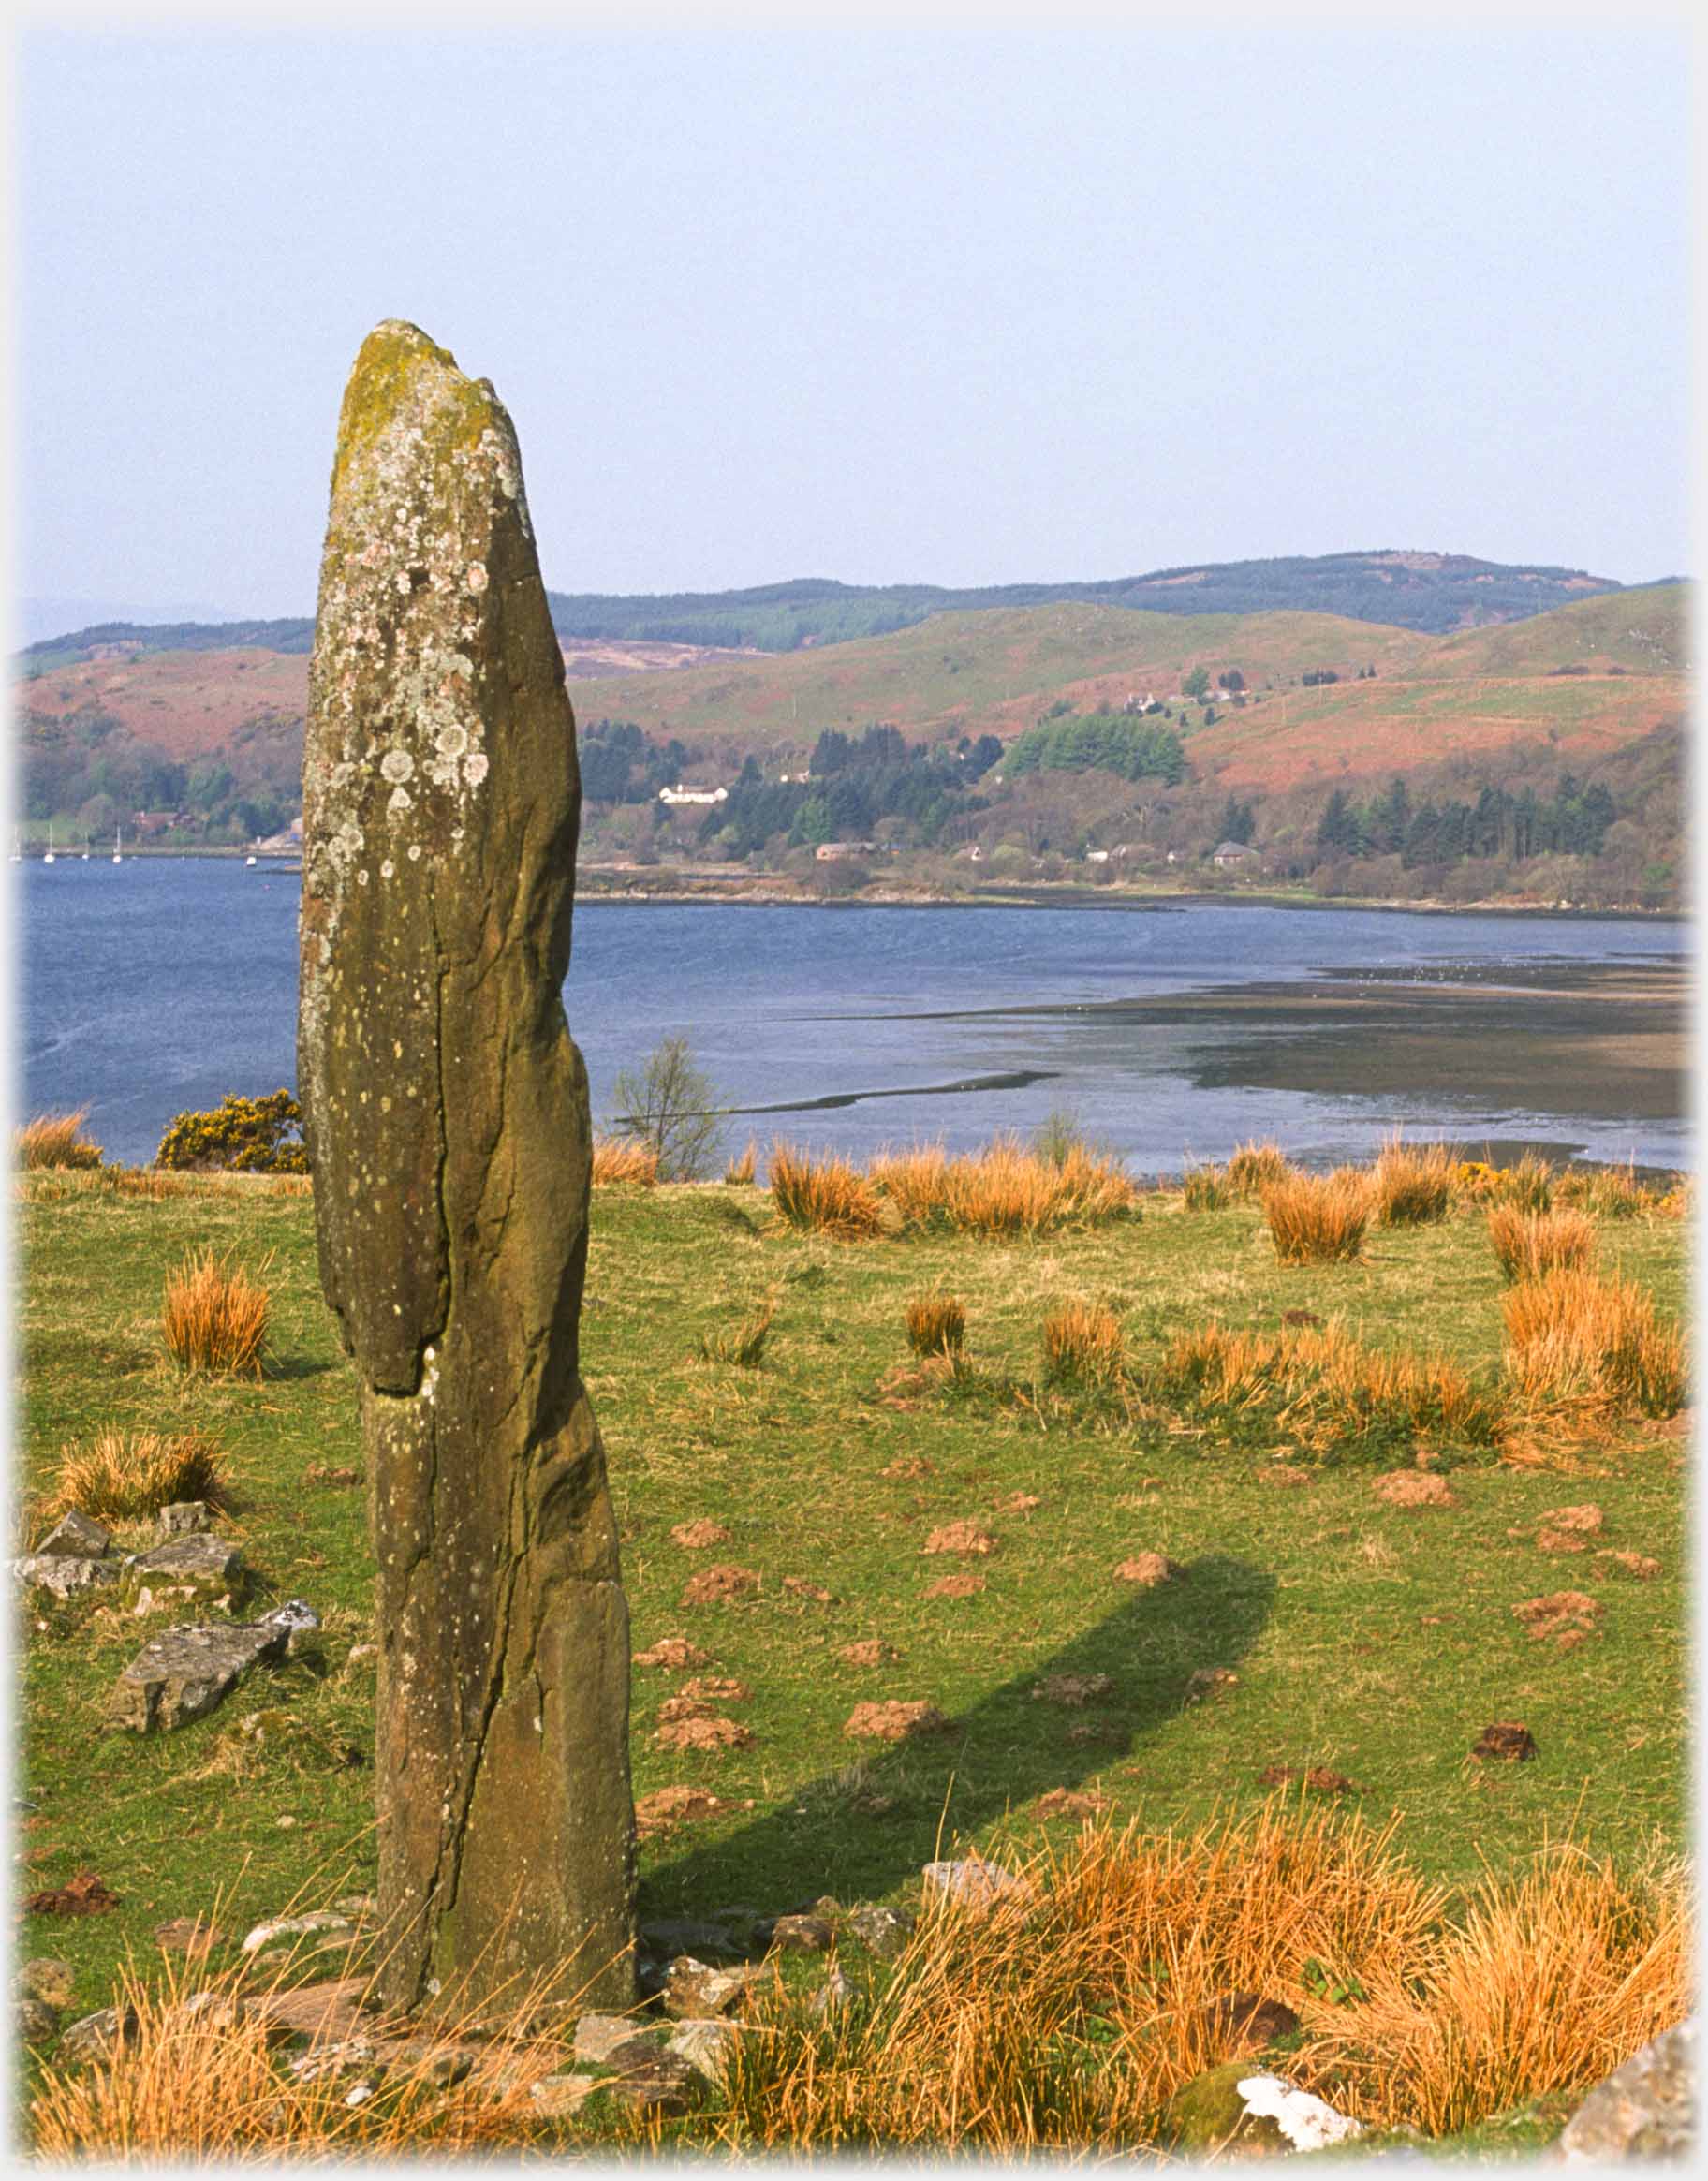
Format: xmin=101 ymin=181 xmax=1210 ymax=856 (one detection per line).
xmin=330 ymin=320 xmax=509 ymax=508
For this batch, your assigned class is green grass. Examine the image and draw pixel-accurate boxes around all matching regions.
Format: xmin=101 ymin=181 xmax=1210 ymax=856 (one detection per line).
xmin=15 ymin=1171 xmax=1688 ymax=2132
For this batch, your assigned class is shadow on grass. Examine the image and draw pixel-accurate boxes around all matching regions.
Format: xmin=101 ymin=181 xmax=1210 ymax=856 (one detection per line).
xmin=641 ymin=1552 xmax=1275 ymax=1923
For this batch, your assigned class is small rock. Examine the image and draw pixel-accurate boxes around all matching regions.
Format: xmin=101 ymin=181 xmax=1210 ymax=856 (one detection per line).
xmin=847 ymin=1903 xmax=915 ymax=1959
xmin=845 ymin=1700 xmax=951 ymax=1743
xmin=154 ymin=1914 xmax=227 ymax=1955
xmin=529 ymin=2070 xmax=602 ymax=2117
xmin=1470 ymin=1721 xmax=1538 ymax=1762
xmin=110 ymin=1617 xmax=290 ymax=1732
xmin=242 ymin=1911 xmax=359 ymax=1955
xmin=661 ymin=1955 xmax=761 ymax=2021
xmin=125 ymin=1535 xmax=244 ymax=1589
xmin=60 ymin=2003 xmax=140 ymax=2067
xmin=18 ymin=1997 xmax=62 ymax=2045
xmin=262 ymin=1599 xmax=322 ymax=1653
xmin=344 ymin=1643 xmax=378 ymax=1669
xmin=573 ymin=2012 xmax=657 ymax=2063
xmin=668 ymin=2015 xmax=744 ymax=2082
xmin=768 ymin=1913 xmax=832 ymax=1954
xmin=593 ymin=2049 xmax=704 ymax=2116
xmin=18 ymin=1959 xmax=74 ymax=2009
xmin=921 ymin=1859 xmax=1034 ymax=1917
xmin=38 ymin=1510 xmax=115 ymax=1558
xmin=1557 ymin=2016 xmax=1694 ymax=2162
xmin=812 ymin=1966 xmax=854 ymax=2017
xmin=14 ymin=1552 xmax=120 ymax=1599
xmin=156 ymin=1501 xmax=212 ymax=1537
xmin=333 ymin=1894 xmax=377 ymax=1923
xmin=1168 ymin=2060 xmax=1362 ymax=2153
xmin=287 ymin=2035 xmax=378 ymax=2084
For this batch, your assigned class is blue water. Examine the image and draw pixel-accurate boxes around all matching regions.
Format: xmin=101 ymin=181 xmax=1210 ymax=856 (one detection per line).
xmin=14 ymin=859 xmax=1689 ymax=1172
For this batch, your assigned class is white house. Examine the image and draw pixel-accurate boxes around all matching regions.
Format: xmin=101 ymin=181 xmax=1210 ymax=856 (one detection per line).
xmin=658 ymin=784 xmax=729 ymax=806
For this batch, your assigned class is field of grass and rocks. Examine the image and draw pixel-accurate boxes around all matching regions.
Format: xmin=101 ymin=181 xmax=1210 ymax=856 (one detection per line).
xmin=11 ymin=1130 xmax=1691 ymax=2157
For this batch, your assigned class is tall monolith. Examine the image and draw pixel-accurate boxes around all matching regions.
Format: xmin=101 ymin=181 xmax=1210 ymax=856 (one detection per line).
xmin=298 ymin=321 xmax=635 ymax=2014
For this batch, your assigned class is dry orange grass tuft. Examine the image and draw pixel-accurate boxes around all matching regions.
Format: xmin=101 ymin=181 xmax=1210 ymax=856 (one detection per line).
xmin=591 ymin=1134 xmax=659 ymax=1186
xmin=1155 ymin=1318 xmax=1495 ymax=1455
xmin=161 ymin=1250 xmax=270 ymax=1378
xmin=723 ymin=1138 xmax=758 ymax=1186
xmin=870 ymin=1136 xmax=1135 ymax=1239
xmin=905 ymin=1292 xmax=965 ymax=1357
xmin=1261 ymin=1171 xmax=1372 ymax=1264
xmin=1181 ymin=1162 xmax=1233 ymax=1211
xmin=1487 ymin=1205 xmax=1598 ymax=1286
xmin=1372 ymin=1136 xmax=1452 ymax=1228
xmin=44 ymin=1429 xmax=227 ymax=1525
xmin=15 ymin=1108 xmax=103 ymax=1170
xmin=698 ymin=1297 xmax=776 ymax=1366
xmin=769 ymin=1142 xmax=887 ymax=1238
xmin=714 ymin=1804 xmax=1686 ymax=2151
xmin=1225 ymin=1139 xmax=1292 ymax=1197
xmin=1502 ymin=1269 xmax=1686 ymax=1421
xmin=1042 ymin=1301 xmax=1126 ymax=1385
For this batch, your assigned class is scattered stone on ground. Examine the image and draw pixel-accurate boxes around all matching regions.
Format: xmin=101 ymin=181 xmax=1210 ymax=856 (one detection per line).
xmin=655 ymin=1714 xmax=755 ymax=1752
xmin=924 ymin=1573 xmax=985 ymax=1599
xmin=245 ymin=1975 xmax=369 ymax=2045
xmin=1557 ymin=2016 xmax=1694 ymax=2163
xmin=156 ymin=1501 xmax=213 ymax=1536
xmin=241 ymin=1910 xmax=360 ymax=1956
xmin=125 ymin=1534 xmax=245 ymax=1591
xmin=1595 ymin=1550 xmax=1661 ymax=1580
xmin=921 ymin=1519 xmax=998 ymax=1557
xmin=59 ymin=2003 xmax=140 ymax=2067
xmin=24 ymin=1870 xmax=119 ymax=1917
xmin=529 ymin=2071 xmax=602 ymax=2117
xmin=783 ymin=1575 xmax=833 ymax=1602
xmin=1373 ymin=1470 xmax=1455 ymax=1508
xmin=335 ymin=1894 xmax=377 ymax=1923
xmin=287 ymin=2035 xmax=378 ymax=2085
xmin=921 ymin=1859 xmax=1035 ymax=1917
xmin=641 ymin=1917 xmax=746 ymax=1962
xmin=1169 ymin=2060 xmax=1362 ymax=2154
xmin=812 ymin=1965 xmax=855 ymax=2016
xmin=839 ymin=1639 xmax=902 ymax=1667
xmin=18 ymin=1960 xmax=74 ymax=2009
xmin=1185 ymin=1667 xmax=1239 ymax=1702
xmin=572 ymin=2012 xmax=658 ymax=2063
xmin=1470 ymin=1721 xmax=1539 ymax=1761
xmin=110 ymin=1613 xmax=297 ymax=1732
xmin=1034 ymin=1788 xmax=1112 ymax=1820
xmin=847 ymin=1904 xmax=916 ymax=1958
xmin=14 ymin=1550 xmax=120 ymax=1599
xmin=681 ymin=1564 xmax=761 ymax=1606
xmin=38 ymin=1510 xmax=114 ymax=1558
xmin=1258 ymin=1465 xmax=1312 ymax=1488
xmin=669 ymin=2015 xmax=744 ymax=2082
xmin=1032 ymin=1673 xmax=1116 ymax=1707
xmin=1114 ymin=1552 xmax=1179 ymax=1587
xmin=633 ymin=1786 xmax=745 ymax=1840
xmin=767 ymin=1913 xmax=832 ymax=1953
xmin=592 ymin=2048 xmax=705 ymax=2116
xmin=305 ymin=1464 xmax=362 ymax=1487
xmin=635 ymin=1636 xmax=712 ymax=1671
xmin=154 ymin=1914 xmax=227 ymax=1955
xmin=670 ymin=1519 xmax=732 ymax=1550
xmin=18 ymin=1996 xmax=60 ymax=2045
xmin=1512 ymin=1590 xmax=1601 ymax=1647
xmin=1199 ymin=1990 xmax=1303 ymax=2061
xmin=1258 ymin=1762 xmax=1361 ymax=1794
xmin=845 ymin=1700 xmax=951 ymax=1743
xmin=678 ymin=1675 xmax=751 ymax=1705
xmin=661 ymin=1956 xmax=762 ymax=2020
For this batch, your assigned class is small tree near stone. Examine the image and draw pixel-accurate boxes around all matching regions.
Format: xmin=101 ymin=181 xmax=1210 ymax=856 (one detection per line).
xmin=611 ymin=1037 xmax=728 ymax=1180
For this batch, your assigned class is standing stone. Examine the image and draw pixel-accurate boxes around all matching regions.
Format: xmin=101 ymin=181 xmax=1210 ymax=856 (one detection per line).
xmin=298 ymin=321 xmax=635 ymax=2015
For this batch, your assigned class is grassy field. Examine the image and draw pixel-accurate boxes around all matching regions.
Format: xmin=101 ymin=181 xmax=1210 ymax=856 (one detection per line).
xmin=13 ymin=1153 xmax=1690 ymax=2151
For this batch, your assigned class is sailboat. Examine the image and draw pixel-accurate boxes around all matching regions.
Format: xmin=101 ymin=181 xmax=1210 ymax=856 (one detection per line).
xmin=112 ymin=828 xmax=123 ymax=865
xmin=81 ymin=835 xmax=90 ymax=861
xmin=43 ymin=823 xmax=55 ymax=864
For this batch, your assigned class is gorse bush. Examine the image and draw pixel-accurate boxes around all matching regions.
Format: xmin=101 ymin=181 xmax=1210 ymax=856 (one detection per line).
xmin=1372 ymin=1137 xmax=1452 ymax=1228
xmin=161 ymin=1251 xmax=270 ymax=1378
xmin=1042 ymin=1301 xmax=1126 ymax=1386
xmin=1261 ymin=1171 xmax=1371 ymax=1264
xmin=155 ymin=1090 xmax=308 ymax=1173
xmin=14 ymin=1108 xmax=104 ymax=1170
xmin=906 ymin=1293 xmax=966 ymax=1357
xmin=590 ymin=1134 xmax=659 ymax=1186
xmin=45 ymin=1430 xmax=228 ymax=1525
xmin=1487 ymin=1205 xmax=1597 ymax=1286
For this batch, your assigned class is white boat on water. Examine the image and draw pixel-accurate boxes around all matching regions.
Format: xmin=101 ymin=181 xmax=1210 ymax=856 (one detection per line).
xmin=245 ymin=853 xmax=258 ymax=866
xmin=112 ymin=828 xmax=123 ymax=865
xmin=43 ymin=824 xmax=56 ymax=864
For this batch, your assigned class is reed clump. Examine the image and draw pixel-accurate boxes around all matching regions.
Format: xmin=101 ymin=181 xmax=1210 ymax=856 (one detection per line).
xmin=1181 ymin=1162 xmax=1232 ymax=1211
xmin=44 ymin=1429 xmax=228 ymax=1525
xmin=1042 ymin=1301 xmax=1126 ymax=1386
xmin=870 ymin=1137 xmax=1136 ymax=1238
xmin=1372 ymin=1137 xmax=1452 ymax=1228
xmin=1152 ymin=1317 xmax=1496 ymax=1457
xmin=1225 ymin=1139 xmax=1292 ymax=1198
xmin=1487 ymin=1205 xmax=1598 ymax=1286
xmin=906 ymin=1293 xmax=966 ymax=1358
xmin=1261 ymin=1170 xmax=1371 ymax=1264
xmin=161 ymin=1250 xmax=270 ymax=1378
xmin=724 ymin=1139 xmax=758 ymax=1186
xmin=699 ymin=1297 xmax=776 ymax=1367
xmin=15 ymin=1108 xmax=103 ymax=1170
xmin=1479 ymin=1154 xmax=1554 ymax=1213
xmin=1502 ymin=1269 xmax=1686 ymax=1420
xmin=1554 ymin=1162 xmax=1655 ymax=1221
xmin=769 ymin=1142 xmax=888 ymax=1239
xmin=591 ymin=1134 xmax=660 ymax=1186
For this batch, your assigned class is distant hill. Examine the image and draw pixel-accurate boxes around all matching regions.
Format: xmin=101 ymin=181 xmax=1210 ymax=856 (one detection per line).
xmin=17 ymin=550 xmax=1640 ymax=669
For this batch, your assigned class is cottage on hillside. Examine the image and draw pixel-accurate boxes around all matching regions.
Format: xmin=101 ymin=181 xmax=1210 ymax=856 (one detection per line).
xmin=1211 ymin=839 xmax=1260 ymax=870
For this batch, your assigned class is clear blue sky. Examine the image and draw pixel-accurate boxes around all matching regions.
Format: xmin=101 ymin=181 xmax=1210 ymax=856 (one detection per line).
xmin=16 ymin=17 xmax=1693 ymax=623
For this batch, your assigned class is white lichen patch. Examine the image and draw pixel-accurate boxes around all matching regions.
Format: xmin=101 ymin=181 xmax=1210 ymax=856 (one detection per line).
xmin=380 ymin=748 xmax=416 ymax=784
xmin=466 ymin=562 xmax=488 ymax=593
xmin=1235 ymin=2075 xmax=1364 ymax=2152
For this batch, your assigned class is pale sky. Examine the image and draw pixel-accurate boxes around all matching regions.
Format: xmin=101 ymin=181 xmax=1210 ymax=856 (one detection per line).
xmin=14 ymin=13 xmax=1695 ymax=626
